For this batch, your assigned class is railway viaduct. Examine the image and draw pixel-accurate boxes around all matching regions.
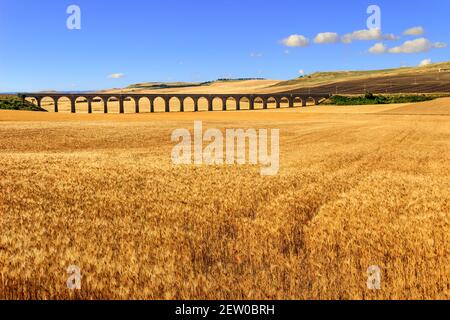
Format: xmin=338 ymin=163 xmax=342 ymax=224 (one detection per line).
xmin=18 ymin=93 xmax=331 ymax=113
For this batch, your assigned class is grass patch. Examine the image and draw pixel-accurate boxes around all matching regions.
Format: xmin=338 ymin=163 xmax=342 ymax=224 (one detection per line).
xmin=0 ymin=95 xmax=47 ymax=112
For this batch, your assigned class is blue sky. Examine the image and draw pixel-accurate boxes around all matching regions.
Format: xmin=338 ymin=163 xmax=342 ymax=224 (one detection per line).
xmin=0 ymin=0 xmax=449 ymax=92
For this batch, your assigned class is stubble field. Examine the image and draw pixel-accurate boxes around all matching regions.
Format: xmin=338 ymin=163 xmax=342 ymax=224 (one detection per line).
xmin=0 ymin=99 xmax=449 ymax=299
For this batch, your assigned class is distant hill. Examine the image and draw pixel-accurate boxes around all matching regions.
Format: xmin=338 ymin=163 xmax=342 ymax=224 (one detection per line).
xmin=274 ymin=61 xmax=450 ymax=95
xmin=120 ymin=63 xmax=450 ymax=95
xmin=125 ymin=78 xmax=267 ymax=91
xmin=126 ymin=82 xmax=204 ymax=90
xmin=26 ymin=62 xmax=450 ymax=96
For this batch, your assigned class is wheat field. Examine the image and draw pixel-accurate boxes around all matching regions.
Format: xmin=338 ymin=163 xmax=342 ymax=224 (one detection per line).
xmin=0 ymin=99 xmax=449 ymax=300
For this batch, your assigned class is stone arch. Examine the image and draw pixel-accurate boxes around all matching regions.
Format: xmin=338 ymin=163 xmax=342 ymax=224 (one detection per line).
xmin=267 ymin=97 xmax=277 ymax=109
xmin=106 ymin=96 xmax=120 ymax=113
xmin=212 ymin=97 xmax=223 ymax=111
xmin=75 ymin=96 xmax=89 ymax=113
xmin=123 ymin=96 xmax=137 ymax=113
xmin=56 ymin=96 xmax=72 ymax=113
xmin=90 ymin=96 xmax=105 ymax=113
xmin=38 ymin=96 xmax=56 ymax=112
xmin=197 ymin=97 xmax=209 ymax=112
xmin=306 ymin=97 xmax=316 ymax=106
xmin=239 ymin=96 xmax=251 ymax=110
xmin=138 ymin=96 xmax=151 ymax=113
xmin=253 ymin=97 xmax=264 ymax=110
xmin=169 ymin=96 xmax=182 ymax=112
xmin=293 ymin=96 xmax=303 ymax=107
xmin=315 ymin=96 xmax=326 ymax=105
xmin=280 ymin=96 xmax=290 ymax=108
xmin=183 ymin=97 xmax=195 ymax=112
xmin=25 ymin=96 xmax=38 ymax=106
xmin=225 ymin=97 xmax=237 ymax=111
xmin=152 ymin=97 xmax=166 ymax=112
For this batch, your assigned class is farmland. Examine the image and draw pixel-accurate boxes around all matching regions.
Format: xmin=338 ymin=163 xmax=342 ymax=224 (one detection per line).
xmin=0 ymin=99 xmax=449 ymax=299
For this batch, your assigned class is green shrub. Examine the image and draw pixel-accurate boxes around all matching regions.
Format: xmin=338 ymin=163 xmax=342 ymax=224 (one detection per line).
xmin=0 ymin=96 xmax=47 ymax=111
xmin=324 ymin=94 xmax=435 ymax=106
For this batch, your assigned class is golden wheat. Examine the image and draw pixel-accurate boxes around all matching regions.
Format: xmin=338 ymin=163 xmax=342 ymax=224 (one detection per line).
xmin=0 ymin=99 xmax=449 ymax=300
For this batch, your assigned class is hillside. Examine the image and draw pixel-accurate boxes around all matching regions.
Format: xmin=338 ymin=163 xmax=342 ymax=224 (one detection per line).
xmin=0 ymin=95 xmax=47 ymax=112
xmin=104 ymin=79 xmax=280 ymax=94
xmin=125 ymin=78 xmax=268 ymax=91
xmin=126 ymin=82 xmax=204 ymax=90
xmin=101 ymin=61 xmax=450 ymax=96
xmin=275 ymin=61 xmax=450 ymax=94
xmin=13 ymin=61 xmax=450 ymax=97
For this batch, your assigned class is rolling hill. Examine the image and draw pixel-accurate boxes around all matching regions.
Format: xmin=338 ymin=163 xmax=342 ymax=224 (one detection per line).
xmin=275 ymin=61 xmax=450 ymax=95
xmin=111 ymin=61 xmax=450 ymax=95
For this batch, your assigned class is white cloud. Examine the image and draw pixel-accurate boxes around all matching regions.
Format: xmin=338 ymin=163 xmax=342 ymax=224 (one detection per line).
xmin=298 ymin=70 xmax=305 ymax=75
xmin=108 ymin=73 xmax=125 ymax=79
xmin=281 ymin=34 xmax=310 ymax=47
xmin=433 ymin=42 xmax=447 ymax=49
xmin=314 ymin=32 xmax=339 ymax=44
xmin=341 ymin=28 xmax=399 ymax=44
xmin=388 ymin=38 xmax=447 ymax=54
xmin=368 ymin=42 xmax=387 ymax=54
xmin=341 ymin=28 xmax=382 ymax=43
xmin=250 ymin=52 xmax=263 ymax=58
xmin=403 ymin=26 xmax=425 ymax=36
xmin=383 ymin=33 xmax=400 ymax=41
xmin=418 ymin=58 xmax=432 ymax=67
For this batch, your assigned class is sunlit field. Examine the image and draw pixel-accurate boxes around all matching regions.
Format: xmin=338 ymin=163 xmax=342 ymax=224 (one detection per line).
xmin=0 ymin=99 xmax=449 ymax=299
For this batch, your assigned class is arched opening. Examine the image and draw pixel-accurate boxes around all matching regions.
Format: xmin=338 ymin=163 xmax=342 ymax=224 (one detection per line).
xmin=25 ymin=97 xmax=38 ymax=106
xmin=138 ymin=97 xmax=151 ymax=113
xmin=239 ymin=97 xmax=250 ymax=110
xmin=183 ymin=97 xmax=195 ymax=112
xmin=280 ymin=97 xmax=290 ymax=108
xmin=123 ymin=96 xmax=136 ymax=113
xmin=91 ymin=96 xmax=104 ymax=113
xmin=107 ymin=97 xmax=120 ymax=114
xmin=254 ymin=97 xmax=264 ymax=110
xmin=212 ymin=97 xmax=223 ymax=111
xmin=75 ymin=97 xmax=89 ymax=113
xmin=306 ymin=97 xmax=316 ymax=106
xmin=315 ymin=97 xmax=325 ymax=105
xmin=57 ymin=97 xmax=72 ymax=113
xmin=169 ymin=97 xmax=181 ymax=112
xmin=293 ymin=97 xmax=303 ymax=108
xmin=226 ymin=97 xmax=237 ymax=111
xmin=153 ymin=97 xmax=166 ymax=112
xmin=267 ymin=97 xmax=277 ymax=109
xmin=197 ymin=97 xmax=209 ymax=112
xmin=39 ymin=97 xmax=55 ymax=112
